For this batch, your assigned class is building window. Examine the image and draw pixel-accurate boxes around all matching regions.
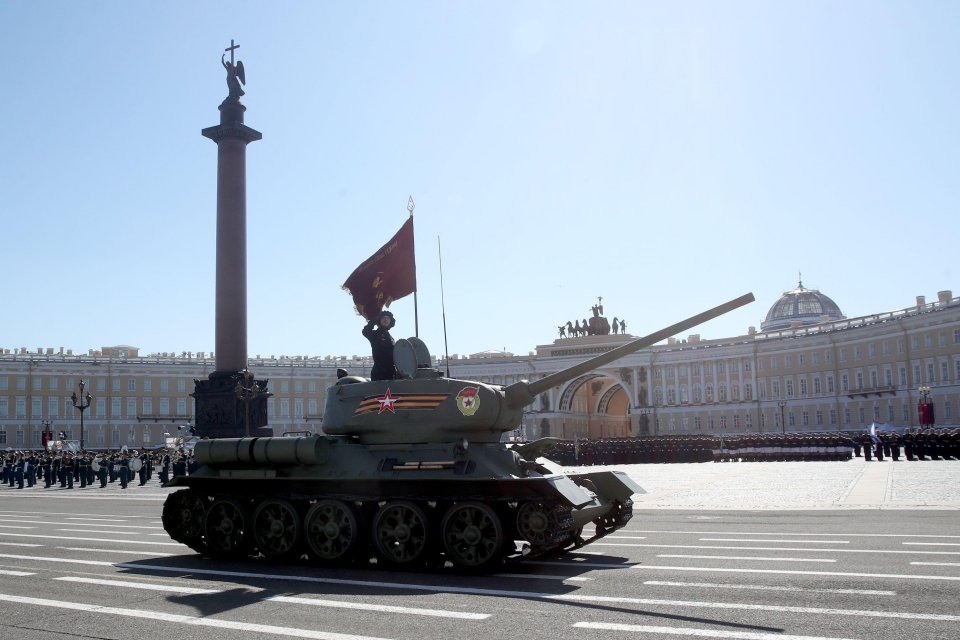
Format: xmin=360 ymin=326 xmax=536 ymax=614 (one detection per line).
xmin=927 ymin=363 xmax=935 ymax=383
xmin=825 ymin=351 xmax=832 ymax=363
xmin=829 ymin=409 xmax=837 ymax=425
xmin=0 ymin=377 xmax=6 ymax=391
xmin=280 ymin=399 xmax=290 ymax=417
xmin=800 ymin=379 xmax=807 ymax=396
xmin=49 ymin=377 xmax=58 ymax=390
xmin=48 ymin=397 xmax=58 ymax=417
xmin=178 ymin=379 xmax=187 ymax=393
xmin=802 ymin=411 xmax=809 ymax=426
xmin=844 ymin=408 xmax=851 ymax=424
xmin=128 ymin=378 xmax=136 ymax=391
xmin=744 ymin=383 xmax=752 ymax=401
xmin=788 ymin=412 xmax=796 ymax=427
xmin=899 ymin=367 xmax=907 ymax=386
xmin=925 ymin=335 xmax=932 ymax=348
xmin=0 ymin=398 xmax=6 ymax=417
xmin=771 ymin=380 xmax=780 ymax=398
xmin=160 ymin=379 xmax=169 ymax=393
xmin=177 ymin=398 xmax=187 ymax=415
xmin=884 ymin=369 xmax=893 ymax=387
xmin=160 ymin=398 xmax=169 ymax=416
xmin=903 ymin=403 xmax=910 ymax=421
xmin=143 ymin=398 xmax=152 ymax=415
xmin=785 ymin=380 xmax=794 ymax=397
xmin=868 ymin=344 xmax=876 ymax=358
xmin=784 ymin=355 xmax=792 ymax=368
xmin=32 ymin=377 xmax=41 ymax=391
xmin=941 ymin=361 xmax=949 ymax=383
xmin=873 ymin=406 xmax=880 ymax=422
xmin=112 ymin=430 xmax=120 ymax=444
xmin=945 ymin=401 xmax=952 ymax=420
xmin=870 ymin=370 xmax=878 ymax=388
xmin=0 ymin=431 xmax=6 ymax=444
xmin=718 ymin=385 xmax=727 ymax=402
xmin=112 ymin=398 xmax=121 ymax=417
xmin=127 ymin=398 xmax=137 ymax=418
xmin=859 ymin=407 xmax=866 ymax=423
xmin=897 ymin=338 xmax=905 ymax=353
xmin=888 ymin=405 xmax=895 ymax=422
xmin=855 ymin=372 xmax=863 ymax=390
xmin=32 ymin=397 xmax=41 ymax=417
xmin=813 ymin=377 xmax=821 ymax=394
xmin=827 ymin=376 xmax=835 ymax=394
xmin=111 ymin=378 xmax=120 ymax=392
xmin=144 ymin=379 xmax=152 ymax=392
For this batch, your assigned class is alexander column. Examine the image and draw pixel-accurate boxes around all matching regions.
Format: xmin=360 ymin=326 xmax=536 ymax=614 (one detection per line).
xmin=192 ymin=40 xmax=270 ymax=439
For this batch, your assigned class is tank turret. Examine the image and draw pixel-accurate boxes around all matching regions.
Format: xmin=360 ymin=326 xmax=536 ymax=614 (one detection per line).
xmin=322 ymin=292 xmax=754 ymax=444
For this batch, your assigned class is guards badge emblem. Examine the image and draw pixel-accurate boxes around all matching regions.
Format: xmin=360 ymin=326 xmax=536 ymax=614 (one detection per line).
xmin=455 ymin=386 xmax=480 ymax=416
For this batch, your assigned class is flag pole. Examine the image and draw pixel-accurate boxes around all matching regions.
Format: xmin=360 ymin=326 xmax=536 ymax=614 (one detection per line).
xmin=408 ymin=195 xmax=418 ymax=337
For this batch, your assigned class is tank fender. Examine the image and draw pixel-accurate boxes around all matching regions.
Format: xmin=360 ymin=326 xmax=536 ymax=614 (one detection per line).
xmin=545 ymin=474 xmax=603 ymax=508
xmin=569 ymin=470 xmax=644 ymax=500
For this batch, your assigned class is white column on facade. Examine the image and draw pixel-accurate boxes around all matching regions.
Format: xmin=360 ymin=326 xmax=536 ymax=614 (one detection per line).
xmin=631 ymin=366 xmax=639 ymax=407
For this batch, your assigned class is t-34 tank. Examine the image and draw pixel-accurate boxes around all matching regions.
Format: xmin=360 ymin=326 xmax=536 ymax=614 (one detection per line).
xmin=163 ymin=293 xmax=753 ymax=570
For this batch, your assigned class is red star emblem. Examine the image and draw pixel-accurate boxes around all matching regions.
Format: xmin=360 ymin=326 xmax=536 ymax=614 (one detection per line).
xmin=377 ymin=388 xmax=397 ymax=414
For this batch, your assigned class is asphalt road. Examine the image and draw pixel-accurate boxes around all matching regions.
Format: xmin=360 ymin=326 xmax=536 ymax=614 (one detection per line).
xmin=1 ymin=464 xmax=958 ymax=640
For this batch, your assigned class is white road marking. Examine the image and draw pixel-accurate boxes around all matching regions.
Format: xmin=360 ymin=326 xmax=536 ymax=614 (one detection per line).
xmin=495 ymin=573 xmax=591 ymax=581
xmin=55 ymin=576 xmax=222 ymax=594
xmin=56 ymin=529 xmax=145 ymax=535
xmin=627 ymin=529 xmax=960 ymax=539
xmin=656 ymin=555 xmax=836 ymax=563
xmin=642 ymin=581 xmax=895 ymax=596
xmin=910 ymin=562 xmax=960 ymax=567
xmin=57 ymin=546 xmax=174 ymax=557
xmin=269 ymin=595 xmax=489 ymax=619
xmin=66 ymin=517 xmax=129 ymax=522
xmin=0 ymin=593 xmax=392 ymax=640
xmin=0 ymin=533 xmax=182 ymax=546
xmin=589 ymin=542 xmax=960 ymax=556
xmin=0 ymin=525 xmax=35 ymax=529
xmin=0 ymin=542 xmax=42 ymax=547
xmin=699 ymin=539 xmax=849 ymax=544
xmin=0 ymin=570 xmax=35 ymax=577
xmin=631 ymin=564 xmax=960 ymax=582
xmin=564 ymin=594 xmax=960 ymax=621
xmin=574 ymin=621 xmax=859 ymax=640
xmin=2 ymin=518 xmax=161 ymax=529
xmin=903 ymin=542 xmax=960 ymax=546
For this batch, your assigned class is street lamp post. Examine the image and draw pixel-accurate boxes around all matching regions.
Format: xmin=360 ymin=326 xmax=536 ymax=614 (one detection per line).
xmin=71 ymin=380 xmax=92 ymax=451
xmin=778 ymin=400 xmax=787 ymax=435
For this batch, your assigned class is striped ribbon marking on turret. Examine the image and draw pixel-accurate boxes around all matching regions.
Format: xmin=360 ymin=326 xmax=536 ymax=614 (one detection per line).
xmin=353 ymin=394 xmax=449 ymax=416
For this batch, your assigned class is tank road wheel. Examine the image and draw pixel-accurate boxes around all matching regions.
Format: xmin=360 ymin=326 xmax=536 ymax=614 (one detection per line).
xmin=162 ymin=490 xmax=206 ymax=545
xmin=204 ymin=498 xmax=248 ymax=558
xmin=372 ymin=501 xmax=429 ymax=566
xmin=304 ymin=500 xmax=358 ymax=564
xmin=252 ymin=499 xmax=300 ymax=560
xmin=516 ymin=501 xmax=554 ymax=547
xmin=441 ymin=502 xmax=504 ymax=570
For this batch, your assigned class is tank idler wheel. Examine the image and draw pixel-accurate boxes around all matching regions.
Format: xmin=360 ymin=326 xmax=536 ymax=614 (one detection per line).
xmin=516 ymin=501 xmax=553 ymax=547
xmin=304 ymin=500 xmax=358 ymax=564
xmin=204 ymin=498 xmax=248 ymax=558
xmin=372 ymin=501 xmax=429 ymax=566
xmin=252 ymin=499 xmax=300 ymax=560
xmin=441 ymin=502 xmax=504 ymax=570
xmin=162 ymin=489 xmax=206 ymax=546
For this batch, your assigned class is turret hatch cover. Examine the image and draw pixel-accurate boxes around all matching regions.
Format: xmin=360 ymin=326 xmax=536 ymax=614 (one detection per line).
xmin=394 ymin=339 xmax=417 ymax=379
xmin=407 ymin=337 xmax=432 ymax=367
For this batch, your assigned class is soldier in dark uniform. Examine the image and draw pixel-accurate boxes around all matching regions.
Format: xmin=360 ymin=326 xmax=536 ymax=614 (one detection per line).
xmin=860 ymin=432 xmax=873 ymax=461
xmin=137 ymin=453 xmax=148 ymax=486
xmin=78 ymin=454 xmax=88 ymax=488
xmin=61 ymin=454 xmax=75 ymax=489
xmin=159 ymin=452 xmax=171 ymax=485
xmin=97 ymin=456 xmax=108 ymax=488
xmin=363 ymin=310 xmax=398 ymax=381
xmin=902 ymin=429 xmax=915 ymax=461
xmin=118 ymin=453 xmax=130 ymax=489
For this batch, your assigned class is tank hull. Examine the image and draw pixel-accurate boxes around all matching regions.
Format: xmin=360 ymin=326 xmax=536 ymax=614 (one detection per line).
xmin=162 ymin=435 xmax=641 ymax=570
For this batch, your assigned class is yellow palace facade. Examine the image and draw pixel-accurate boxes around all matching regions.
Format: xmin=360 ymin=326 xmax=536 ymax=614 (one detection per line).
xmin=1 ymin=286 xmax=957 ymax=448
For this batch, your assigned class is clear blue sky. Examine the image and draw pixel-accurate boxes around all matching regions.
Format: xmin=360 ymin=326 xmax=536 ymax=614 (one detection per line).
xmin=2 ymin=1 xmax=957 ymax=361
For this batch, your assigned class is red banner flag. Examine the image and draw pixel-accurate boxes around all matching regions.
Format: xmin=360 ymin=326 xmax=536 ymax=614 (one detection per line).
xmin=342 ymin=217 xmax=416 ymax=320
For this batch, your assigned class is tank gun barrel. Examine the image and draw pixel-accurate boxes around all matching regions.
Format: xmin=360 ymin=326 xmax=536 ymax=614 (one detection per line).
xmin=505 ymin=292 xmax=754 ymax=408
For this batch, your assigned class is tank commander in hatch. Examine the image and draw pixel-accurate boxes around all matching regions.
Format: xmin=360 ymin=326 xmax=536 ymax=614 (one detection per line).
xmin=363 ymin=310 xmax=398 ymax=381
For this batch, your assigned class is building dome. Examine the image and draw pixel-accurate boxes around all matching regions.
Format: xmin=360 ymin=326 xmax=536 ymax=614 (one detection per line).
xmin=761 ymin=279 xmax=845 ymax=332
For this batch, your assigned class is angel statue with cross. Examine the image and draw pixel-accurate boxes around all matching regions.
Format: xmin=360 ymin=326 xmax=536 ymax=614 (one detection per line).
xmin=221 ymin=39 xmax=246 ymax=99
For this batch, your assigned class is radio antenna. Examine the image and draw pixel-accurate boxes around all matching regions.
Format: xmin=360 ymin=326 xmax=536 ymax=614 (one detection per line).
xmin=438 ymin=235 xmax=451 ymax=376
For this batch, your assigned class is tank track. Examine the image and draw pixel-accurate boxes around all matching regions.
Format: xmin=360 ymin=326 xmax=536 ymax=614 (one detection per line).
xmin=162 ymin=488 xmax=631 ymax=571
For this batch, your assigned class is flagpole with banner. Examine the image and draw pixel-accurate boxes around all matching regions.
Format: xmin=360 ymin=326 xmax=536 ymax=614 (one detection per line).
xmin=408 ymin=196 xmax=418 ymax=337
xmin=342 ymin=202 xmax=418 ymax=327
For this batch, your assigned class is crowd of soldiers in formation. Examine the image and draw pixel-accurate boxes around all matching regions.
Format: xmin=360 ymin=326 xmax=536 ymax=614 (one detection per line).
xmin=542 ymin=428 xmax=960 ymax=466
xmin=0 ymin=449 xmax=198 ymax=490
